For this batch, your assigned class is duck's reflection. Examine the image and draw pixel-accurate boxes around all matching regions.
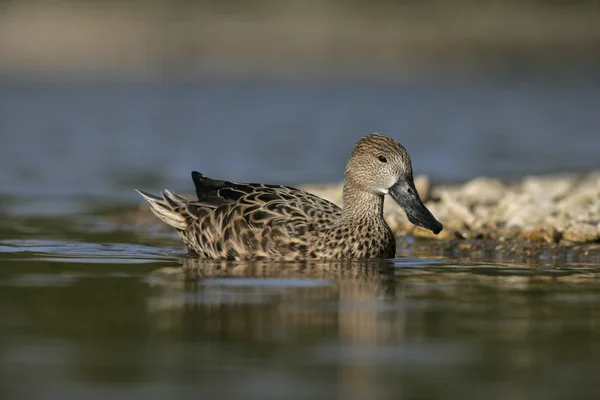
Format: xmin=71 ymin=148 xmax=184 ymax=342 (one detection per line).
xmin=147 ymin=258 xmax=412 ymax=397
xmin=148 ymin=257 xmax=408 ymax=344
xmin=147 ymin=258 xmax=600 ymax=343
xmin=145 ymin=258 xmax=600 ymax=398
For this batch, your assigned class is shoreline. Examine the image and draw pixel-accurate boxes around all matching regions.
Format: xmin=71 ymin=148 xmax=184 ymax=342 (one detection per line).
xmin=120 ymin=170 xmax=600 ymax=247
xmin=303 ymin=171 xmax=600 ymax=245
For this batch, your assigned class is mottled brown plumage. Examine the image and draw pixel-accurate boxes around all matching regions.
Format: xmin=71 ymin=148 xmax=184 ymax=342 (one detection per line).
xmin=137 ymin=134 xmax=442 ymax=260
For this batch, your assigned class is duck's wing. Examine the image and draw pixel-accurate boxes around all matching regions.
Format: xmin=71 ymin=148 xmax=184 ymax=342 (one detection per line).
xmin=196 ymin=173 xmax=343 ymax=259
xmin=137 ymin=171 xmax=341 ymax=232
xmin=191 ymin=171 xmax=341 ymax=222
xmin=137 ymin=172 xmax=343 ymax=259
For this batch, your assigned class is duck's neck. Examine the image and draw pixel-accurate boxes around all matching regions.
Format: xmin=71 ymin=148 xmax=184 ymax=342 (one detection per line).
xmin=341 ymin=180 xmax=386 ymax=224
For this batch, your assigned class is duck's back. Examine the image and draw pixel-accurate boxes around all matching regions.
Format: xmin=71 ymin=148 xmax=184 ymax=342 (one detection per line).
xmin=180 ymin=172 xmax=343 ymax=260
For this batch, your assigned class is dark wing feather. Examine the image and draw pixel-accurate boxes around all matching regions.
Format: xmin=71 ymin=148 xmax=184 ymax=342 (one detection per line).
xmin=191 ymin=171 xmax=341 ymax=231
xmin=192 ymin=171 xmax=279 ymax=207
xmin=191 ymin=171 xmax=241 ymax=208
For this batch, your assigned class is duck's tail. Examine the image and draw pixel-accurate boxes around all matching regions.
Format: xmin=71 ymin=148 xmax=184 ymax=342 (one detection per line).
xmin=136 ymin=189 xmax=189 ymax=231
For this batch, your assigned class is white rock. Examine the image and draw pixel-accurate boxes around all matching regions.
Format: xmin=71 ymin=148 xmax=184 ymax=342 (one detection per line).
xmin=441 ymin=192 xmax=476 ymax=227
xmin=459 ymin=177 xmax=506 ymax=205
xmin=505 ymin=203 xmax=550 ymax=228
xmin=556 ymin=194 xmax=594 ymax=219
xmin=521 ymin=174 xmax=576 ymax=202
xmin=562 ymin=222 xmax=600 ymax=243
xmin=414 ymin=175 xmax=432 ymax=203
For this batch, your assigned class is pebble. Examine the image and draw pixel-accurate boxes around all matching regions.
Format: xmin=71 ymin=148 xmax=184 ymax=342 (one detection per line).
xmin=414 ymin=175 xmax=432 ymax=203
xmin=562 ymin=222 xmax=600 ymax=243
xmin=459 ymin=177 xmax=506 ymax=205
xmin=521 ymin=174 xmax=575 ymax=202
xmin=521 ymin=225 xmax=561 ymax=244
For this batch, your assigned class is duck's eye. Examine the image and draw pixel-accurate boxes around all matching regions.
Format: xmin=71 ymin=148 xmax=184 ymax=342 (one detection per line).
xmin=377 ymin=155 xmax=387 ymax=163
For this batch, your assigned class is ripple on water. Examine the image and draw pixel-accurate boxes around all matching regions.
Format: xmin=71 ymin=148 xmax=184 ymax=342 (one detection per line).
xmin=2 ymin=273 xmax=80 ymax=287
xmin=200 ymin=278 xmax=333 ymax=288
xmin=0 ymin=239 xmax=181 ymax=264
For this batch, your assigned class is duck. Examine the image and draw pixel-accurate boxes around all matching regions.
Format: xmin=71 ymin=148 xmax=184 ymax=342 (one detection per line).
xmin=136 ymin=133 xmax=442 ymax=260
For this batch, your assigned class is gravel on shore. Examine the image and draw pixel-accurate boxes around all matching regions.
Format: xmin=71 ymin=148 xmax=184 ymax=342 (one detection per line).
xmin=121 ymin=171 xmax=600 ymax=246
xmin=302 ymin=171 xmax=600 ymax=245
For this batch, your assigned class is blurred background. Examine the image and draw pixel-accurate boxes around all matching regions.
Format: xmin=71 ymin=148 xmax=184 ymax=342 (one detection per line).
xmin=2 ymin=3 xmax=600 ymax=400
xmin=0 ymin=0 xmax=599 ymax=206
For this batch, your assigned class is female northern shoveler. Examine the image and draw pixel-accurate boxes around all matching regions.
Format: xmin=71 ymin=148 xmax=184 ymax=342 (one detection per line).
xmin=137 ymin=134 xmax=442 ymax=260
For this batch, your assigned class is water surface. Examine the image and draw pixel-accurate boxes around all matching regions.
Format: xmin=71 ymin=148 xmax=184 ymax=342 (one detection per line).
xmin=1 ymin=75 xmax=600 ymax=399
xmin=1 ymin=211 xmax=600 ymax=400
xmin=1 ymin=76 xmax=599 ymax=202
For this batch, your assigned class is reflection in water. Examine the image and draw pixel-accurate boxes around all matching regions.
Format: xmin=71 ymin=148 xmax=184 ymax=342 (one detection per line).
xmin=2 ymin=248 xmax=600 ymax=399
xmin=148 ymin=258 xmax=412 ymax=400
xmin=144 ymin=258 xmax=600 ymax=399
xmin=151 ymin=259 xmax=402 ymax=335
xmin=149 ymin=259 xmax=400 ymax=342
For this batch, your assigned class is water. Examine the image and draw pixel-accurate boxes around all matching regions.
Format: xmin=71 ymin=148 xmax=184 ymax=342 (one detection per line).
xmin=1 ymin=75 xmax=600 ymax=399
xmin=1 ymin=226 xmax=600 ymax=399
xmin=1 ymin=75 xmax=599 ymax=201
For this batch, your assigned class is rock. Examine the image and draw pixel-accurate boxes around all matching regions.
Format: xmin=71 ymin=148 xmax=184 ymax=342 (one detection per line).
xmin=470 ymin=205 xmax=503 ymax=229
xmin=459 ymin=177 xmax=506 ymax=205
xmin=459 ymin=229 xmax=487 ymax=240
xmin=414 ymin=175 xmax=432 ymax=203
xmin=496 ymin=192 xmax=533 ymax=219
xmin=384 ymin=211 xmax=409 ymax=232
xmin=493 ymin=226 xmax=522 ymax=241
xmin=556 ymin=194 xmax=595 ymax=219
xmin=544 ymin=214 xmax=571 ymax=233
xmin=505 ymin=203 xmax=549 ymax=228
xmin=521 ymin=225 xmax=561 ymax=243
xmin=562 ymin=222 xmax=600 ymax=243
xmin=440 ymin=191 xmax=476 ymax=227
xmin=521 ymin=174 xmax=576 ymax=202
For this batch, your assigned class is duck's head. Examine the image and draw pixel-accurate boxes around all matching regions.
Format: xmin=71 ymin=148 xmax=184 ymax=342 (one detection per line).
xmin=345 ymin=133 xmax=443 ymax=234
